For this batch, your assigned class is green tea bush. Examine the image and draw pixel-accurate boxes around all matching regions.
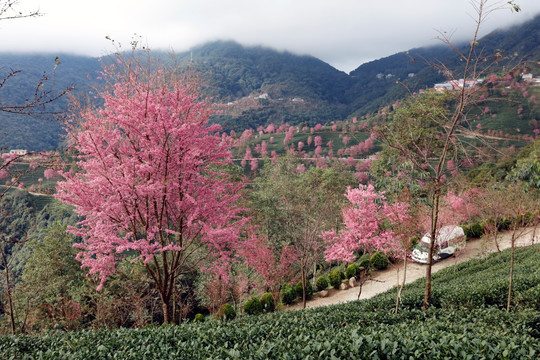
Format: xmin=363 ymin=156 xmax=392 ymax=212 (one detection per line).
xmin=370 ymin=251 xmax=389 ymax=270
xmin=315 ymin=276 xmax=329 ymax=291
xmin=260 ymin=292 xmax=275 ymax=313
xmin=1 ymin=246 xmax=538 ymax=359
xmin=216 ymin=303 xmax=236 ymax=320
xmin=345 ymin=264 xmax=359 ymax=278
xmin=243 ymin=296 xmax=263 ymax=315
xmin=329 ymin=269 xmax=344 ymax=289
xmin=193 ymin=313 xmax=205 ymax=322
xmin=281 ymin=284 xmax=297 ymax=305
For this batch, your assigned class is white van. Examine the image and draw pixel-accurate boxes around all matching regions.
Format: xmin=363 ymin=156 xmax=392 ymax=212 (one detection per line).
xmin=411 ymin=225 xmax=465 ymax=264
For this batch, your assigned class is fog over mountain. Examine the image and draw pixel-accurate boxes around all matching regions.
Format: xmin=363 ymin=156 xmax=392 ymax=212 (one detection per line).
xmin=1 ymin=0 xmax=539 ymax=72
xmin=1 ymin=12 xmax=539 ymax=151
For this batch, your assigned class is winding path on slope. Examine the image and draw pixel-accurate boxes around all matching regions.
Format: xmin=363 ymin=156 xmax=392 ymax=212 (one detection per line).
xmin=289 ymin=227 xmax=539 ymax=310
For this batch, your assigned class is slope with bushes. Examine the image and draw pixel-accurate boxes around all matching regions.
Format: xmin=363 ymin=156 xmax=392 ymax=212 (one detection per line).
xmin=1 ymin=245 xmax=538 ymax=359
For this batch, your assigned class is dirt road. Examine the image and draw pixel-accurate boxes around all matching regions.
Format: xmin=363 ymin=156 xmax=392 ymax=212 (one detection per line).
xmin=290 ymin=227 xmax=538 ymax=310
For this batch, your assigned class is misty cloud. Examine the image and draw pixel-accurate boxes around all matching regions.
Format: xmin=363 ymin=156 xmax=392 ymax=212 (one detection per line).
xmin=1 ymin=0 xmax=539 ymax=72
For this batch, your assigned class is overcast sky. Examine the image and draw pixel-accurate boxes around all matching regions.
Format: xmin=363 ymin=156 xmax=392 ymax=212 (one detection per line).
xmin=1 ymin=0 xmax=539 ymax=73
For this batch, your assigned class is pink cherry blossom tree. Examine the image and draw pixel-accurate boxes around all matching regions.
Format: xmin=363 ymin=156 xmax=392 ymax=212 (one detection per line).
xmin=56 ymin=56 xmax=246 ymax=323
xmin=238 ymin=234 xmax=298 ymax=301
xmin=323 ymin=184 xmax=400 ymax=264
xmin=323 ymin=184 xmax=408 ymax=301
xmin=381 ymin=198 xmax=419 ymax=312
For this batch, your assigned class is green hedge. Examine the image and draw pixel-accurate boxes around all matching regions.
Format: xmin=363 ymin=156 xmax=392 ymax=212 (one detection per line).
xmin=295 ymin=281 xmax=313 ymax=300
xmin=328 ymin=269 xmax=344 ymax=289
xmin=345 ymin=263 xmax=359 ymax=278
xmin=216 ymin=303 xmax=236 ymax=321
xmin=281 ymin=284 xmax=297 ymax=305
xmin=243 ymin=297 xmax=263 ymax=315
xmin=259 ymin=293 xmax=275 ymax=313
xmin=315 ymin=276 xmax=329 ymax=291
xmin=461 ymin=222 xmax=485 ymax=238
xmin=370 ymin=251 xmax=389 ymax=270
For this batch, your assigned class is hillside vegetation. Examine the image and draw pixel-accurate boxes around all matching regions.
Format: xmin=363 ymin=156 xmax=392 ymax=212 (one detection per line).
xmin=1 ymin=245 xmax=538 ymax=359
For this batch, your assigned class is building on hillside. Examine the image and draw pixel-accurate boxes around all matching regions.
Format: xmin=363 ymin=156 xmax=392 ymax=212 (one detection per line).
xmin=9 ymin=149 xmax=27 ymax=156
xmin=522 ymin=73 xmax=533 ymax=81
xmin=434 ymin=79 xmax=482 ymax=92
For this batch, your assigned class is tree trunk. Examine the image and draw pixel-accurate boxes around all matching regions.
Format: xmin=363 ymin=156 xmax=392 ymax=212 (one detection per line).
xmin=162 ymin=295 xmax=172 ymax=324
xmin=357 ymin=268 xmax=367 ymax=300
xmin=301 ymin=266 xmax=307 ymax=309
xmin=1 ymin=250 xmax=16 ymax=335
xmin=506 ymin=233 xmax=516 ymax=312
xmin=423 ymin=189 xmax=441 ymax=310
xmin=395 ymin=249 xmax=408 ymax=313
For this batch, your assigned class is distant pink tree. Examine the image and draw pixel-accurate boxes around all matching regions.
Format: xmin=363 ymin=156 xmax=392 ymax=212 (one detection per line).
xmin=242 ymin=146 xmax=252 ymax=169
xmin=364 ymin=138 xmax=374 ymax=150
xmin=261 ymin=141 xmax=268 ymax=157
xmin=283 ymin=130 xmax=294 ymax=147
xmin=355 ymin=172 xmax=369 ymax=183
xmin=239 ymin=234 xmax=297 ymax=299
xmin=56 ymin=57 xmax=246 ymax=323
xmin=314 ymin=123 xmax=323 ymax=131
xmin=240 ymin=129 xmax=254 ymax=144
xmin=314 ymin=136 xmax=323 ymax=147
xmin=439 ymin=188 xmax=483 ymax=226
xmin=44 ymin=168 xmax=59 ymax=179
xmin=323 ymin=185 xmax=400 ymax=263
xmin=254 ymin=143 xmax=262 ymax=155
xmin=277 ymin=124 xmax=289 ymax=133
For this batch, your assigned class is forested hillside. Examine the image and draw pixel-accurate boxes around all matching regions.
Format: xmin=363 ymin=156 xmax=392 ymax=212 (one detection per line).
xmin=1 ymin=13 xmax=539 ymax=151
xmin=0 ymin=54 xmax=100 ymax=150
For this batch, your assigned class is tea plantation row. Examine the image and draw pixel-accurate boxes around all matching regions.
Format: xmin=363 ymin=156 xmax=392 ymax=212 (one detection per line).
xmin=1 ymin=245 xmax=538 ymax=359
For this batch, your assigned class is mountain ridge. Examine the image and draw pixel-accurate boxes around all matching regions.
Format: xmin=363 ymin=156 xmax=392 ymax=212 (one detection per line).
xmin=0 ymin=13 xmax=538 ymax=150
